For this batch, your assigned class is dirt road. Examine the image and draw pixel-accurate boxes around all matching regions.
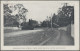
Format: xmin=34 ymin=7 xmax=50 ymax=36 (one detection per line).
xmin=4 ymin=28 xmax=74 ymax=45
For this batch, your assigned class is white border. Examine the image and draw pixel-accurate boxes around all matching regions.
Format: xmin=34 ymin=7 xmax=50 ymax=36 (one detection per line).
xmin=1 ymin=1 xmax=79 ymax=50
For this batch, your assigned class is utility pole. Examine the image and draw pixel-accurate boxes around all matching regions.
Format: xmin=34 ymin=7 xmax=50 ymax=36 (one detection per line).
xmin=51 ymin=17 xmax=52 ymax=28
xmin=47 ymin=16 xmax=48 ymax=28
xmin=50 ymin=13 xmax=53 ymax=28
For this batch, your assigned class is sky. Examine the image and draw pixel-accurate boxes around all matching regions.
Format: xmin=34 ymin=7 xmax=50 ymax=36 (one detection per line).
xmin=22 ymin=1 xmax=76 ymax=22
xmin=7 ymin=1 xmax=77 ymax=22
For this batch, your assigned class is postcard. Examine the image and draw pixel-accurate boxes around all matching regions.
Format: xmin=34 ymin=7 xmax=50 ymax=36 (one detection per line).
xmin=1 ymin=0 xmax=79 ymax=50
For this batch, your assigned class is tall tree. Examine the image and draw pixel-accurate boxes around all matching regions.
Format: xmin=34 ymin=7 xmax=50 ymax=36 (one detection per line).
xmin=52 ymin=13 xmax=57 ymax=23
xmin=57 ymin=4 xmax=74 ymax=26
xmin=4 ymin=4 xmax=12 ymax=26
xmin=4 ymin=4 xmax=28 ymax=27
xmin=14 ymin=4 xmax=28 ymax=24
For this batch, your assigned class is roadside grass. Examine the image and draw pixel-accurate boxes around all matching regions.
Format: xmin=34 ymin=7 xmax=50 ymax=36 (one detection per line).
xmin=4 ymin=29 xmax=21 ymax=33
xmin=4 ymin=27 xmax=45 ymax=33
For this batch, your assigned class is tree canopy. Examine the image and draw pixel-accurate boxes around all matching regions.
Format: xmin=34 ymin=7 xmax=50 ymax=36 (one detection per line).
xmin=4 ymin=4 xmax=28 ymax=27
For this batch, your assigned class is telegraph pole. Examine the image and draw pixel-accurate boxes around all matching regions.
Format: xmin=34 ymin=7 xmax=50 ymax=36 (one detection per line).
xmin=47 ymin=16 xmax=48 ymax=28
xmin=51 ymin=17 xmax=52 ymax=28
xmin=49 ymin=13 xmax=53 ymax=29
xmin=50 ymin=13 xmax=53 ymax=29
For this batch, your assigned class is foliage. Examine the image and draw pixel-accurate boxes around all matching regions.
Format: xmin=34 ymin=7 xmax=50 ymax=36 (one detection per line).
xmin=14 ymin=4 xmax=28 ymax=21
xmin=57 ymin=5 xmax=74 ymax=26
xmin=41 ymin=21 xmax=49 ymax=27
xmin=4 ymin=4 xmax=28 ymax=27
xmin=41 ymin=4 xmax=74 ymax=27
xmin=21 ymin=22 xmax=34 ymax=30
xmin=29 ymin=19 xmax=39 ymax=27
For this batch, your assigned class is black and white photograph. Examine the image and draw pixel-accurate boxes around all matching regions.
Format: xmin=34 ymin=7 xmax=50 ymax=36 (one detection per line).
xmin=1 ymin=0 xmax=79 ymax=50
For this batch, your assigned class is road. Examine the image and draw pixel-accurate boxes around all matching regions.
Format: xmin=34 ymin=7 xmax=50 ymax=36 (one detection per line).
xmin=4 ymin=28 xmax=74 ymax=45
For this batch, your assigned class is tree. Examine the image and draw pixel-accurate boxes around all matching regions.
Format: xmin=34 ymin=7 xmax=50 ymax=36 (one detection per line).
xmin=4 ymin=4 xmax=28 ymax=27
xmin=41 ymin=21 xmax=48 ymax=27
xmin=29 ymin=19 xmax=39 ymax=27
xmin=14 ymin=4 xmax=28 ymax=25
xmin=52 ymin=13 xmax=58 ymax=23
xmin=4 ymin=4 xmax=13 ymax=26
xmin=57 ymin=4 xmax=74 ymax=26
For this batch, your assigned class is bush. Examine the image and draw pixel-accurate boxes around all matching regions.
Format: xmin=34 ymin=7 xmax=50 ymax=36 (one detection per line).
xmin=21 ymin=22 xmax=34 ymax=30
